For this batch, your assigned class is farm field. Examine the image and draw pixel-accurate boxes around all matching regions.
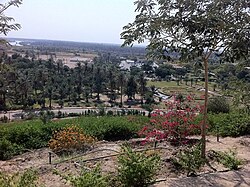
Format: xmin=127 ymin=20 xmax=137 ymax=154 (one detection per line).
xmin=147 ymin=80 xmax=220 ymax=97
xmin=8 ymin=46 xmax=98 ymax=68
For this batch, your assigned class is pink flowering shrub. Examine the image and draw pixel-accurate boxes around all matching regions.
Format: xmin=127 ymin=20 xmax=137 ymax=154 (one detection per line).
xmin=139 ymin=95 xmax=202 ymax=144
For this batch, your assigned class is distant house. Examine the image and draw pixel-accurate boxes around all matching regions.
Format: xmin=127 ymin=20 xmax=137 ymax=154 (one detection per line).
xmin=169 ymin=63 xmax=185 ymax=69
xmin=119 ymin=59 xmax=143 ymax=71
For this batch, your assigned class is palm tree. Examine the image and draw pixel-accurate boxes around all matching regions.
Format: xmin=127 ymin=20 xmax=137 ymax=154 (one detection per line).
xmin=118 ymin=72 xmax=126 ymax=106
xmin=18 ymin=70 xmax=33 ymax=109
xmin=138 ymin=72 xmax=147 ymax=105
xmin=126 ymin=76 xmax=137 ymax=100
xmin=93 ymin=67 xmax=105 ymax=101
xmin=107 ymin=68 xmax=117 ymax=102
xmin=75 ymin=62 xmax=83 ymax=99
xmin=46 ymin=86 xmax=53 ymax=109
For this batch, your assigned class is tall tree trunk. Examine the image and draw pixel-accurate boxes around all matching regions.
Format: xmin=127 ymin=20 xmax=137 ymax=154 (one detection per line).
xmin=85 ymin=89 xmax=89 ymax=103
xmin=141 ymin=91 xmax=144 ymax=105
xmin=97 ymin=92 xmax=100 ymax=101
xmin=3 ymin=92 xmax=6 ymax=110
xmin=90 ymin=86 xmax=93 ymax=98
xmin=201 ymin=58 xmax=209 ymax=159
xmin=120 ymin=85 xmax=123 ymax=106
xmin=49 ymin=96 xmax=52 ymax=109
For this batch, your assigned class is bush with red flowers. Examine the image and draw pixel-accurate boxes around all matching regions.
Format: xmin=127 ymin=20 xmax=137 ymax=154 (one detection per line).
xmin=139 ymin=95 xmax=202 ymax=144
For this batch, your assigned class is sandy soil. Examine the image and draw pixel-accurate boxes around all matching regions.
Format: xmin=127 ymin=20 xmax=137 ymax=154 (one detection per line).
xmin=0 ymin=136 xmax=249 ymax=187
xmin=155 ymin=136 xmax=250 ymax=187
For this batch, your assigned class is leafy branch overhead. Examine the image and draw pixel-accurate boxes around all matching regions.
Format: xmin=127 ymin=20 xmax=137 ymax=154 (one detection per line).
xmin=121 ymin=0 xmax=250 ymax=62
xmin=0 ymin=0 xmax=22 ymax=36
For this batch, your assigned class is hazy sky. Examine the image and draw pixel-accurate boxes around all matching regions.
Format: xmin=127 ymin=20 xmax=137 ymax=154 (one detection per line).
xmin=5 ymin=0 xmax=138 ymax=44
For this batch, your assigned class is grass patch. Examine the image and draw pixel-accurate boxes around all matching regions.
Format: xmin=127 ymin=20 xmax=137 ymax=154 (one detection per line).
xmin=148 ymin=80 xmax=219 ymax=97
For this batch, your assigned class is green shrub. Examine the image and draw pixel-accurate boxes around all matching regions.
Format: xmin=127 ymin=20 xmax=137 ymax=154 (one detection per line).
xmin=68 ymin=113 xmax=80 ymax=117
xmin=98 ymin=106 xmax=106 ymax=116
xmin=24 ymin=112 xmax=36 ymax=120
xmin=216 ymin=150 xmax=242 ymax=170
xmin=64 ymin=165 xmax=108 ymax=187
xmin=117 ymin=146 xmax=160 ymax=187
xmin=0 ymin=138 xmax=23 ymax=160
xmin=0 ymin=115 xmax=9 ymax=123
xmin=18 ymin=169 xmax=38 ymax=187
xmin=0 ymin=116 xmax=148 ymax=160
xmin=100 ymin=122 xmax=138 ymax=141
xmin=5 ymin=125 xmax=47 ymax=149
xmin=78 ymin=116 xmax=147 ymax=141
xmin=172 ymin=143 xmax=206 ymax=176
xmin=107 ymin=110 xmax=113 ymax=116
xmin=208 ymin=96 xmax=230 ymax=114
xmin=0 ymin=169 xmax=38 ymax=187
xmin=40 ymin=111 xmax=54 ymax=124
xmin=175 ymin=93 xmax=185 ymax=102
xmin=208 ymin=112 xmax=250 ymax=137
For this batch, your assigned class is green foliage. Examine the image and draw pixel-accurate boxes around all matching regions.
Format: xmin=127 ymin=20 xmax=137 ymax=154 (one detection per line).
xmin=0 ymin=116 xmax=148 ymax=160
xmin=0 ymin=138 xmax=23 ymax=160
xmin=99 ymin=123 xmax=137 ymax=141
xmin=141 ymin=104 xmax=153 ymax=112
xmin=172 ymin=143 xmax=206 ymax=176
xmin=64 ymin=165 xmax=108 ymax=187
xmin=216 ymin=150 xmax=242 ymax=170
xmin=121 ymin=0 xmax=250 ymax=160
xmin=230 ymin=80 xmax=250 ymax=114
xmin=175 ymin=93 xmax=185 ymax=102
xmin=39 ymin=111 xmax=53 ymax=124
xmin=125 ymin=76 xmax=137 ymax=100
xmin=0 ymin=169 xmax=38 ymax=187
xmin=0 ymin=0 xmax=22 ymax=37
xmin=121 ymin=0 xmax=249 ymax=62
xmin=18 ymin=169 xmax=38 ymax=187
xmin=207 ymin=96 xmax=230 ymax=114
xmin=57 ymin=145 xmax=160 ymax=187
xmin=107 ymin=110 xmax=113 ymax=116
xmin=4 ymin=124 xmax=49 ymax=149
xmin=117 ymin=146 xmax=160 ymax=187
xmin=208 ymin=112 xmax=250 ymax=137
xmin=98 ymin=105 xmax=106 ymax=116
xmin=0 ymin=115 xmax=9 ymax=123
xmin=74 ymin=116 xmax=148 ymax=141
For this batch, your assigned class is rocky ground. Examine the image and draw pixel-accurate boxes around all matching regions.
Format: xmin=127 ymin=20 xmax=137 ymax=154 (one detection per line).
xmin=0 ymin=136 xmax=249 ymax=187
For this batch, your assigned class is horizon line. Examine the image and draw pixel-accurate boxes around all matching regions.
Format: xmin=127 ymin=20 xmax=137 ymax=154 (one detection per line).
xmin=4 ymin=36 xmax=147 ymax=48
